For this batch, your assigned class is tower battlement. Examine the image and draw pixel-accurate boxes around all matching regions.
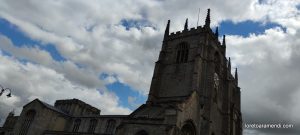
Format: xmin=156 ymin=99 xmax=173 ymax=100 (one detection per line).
xmin=169 ymin=26 xmax=203 ymax=38
xmin=163 ymin=9 xmax=222 ymax=47
xmin=166 ymin=26 xmax=219 ymax=43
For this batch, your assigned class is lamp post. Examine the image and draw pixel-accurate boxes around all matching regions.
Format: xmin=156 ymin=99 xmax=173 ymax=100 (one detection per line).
xmin=0 ymin=85 xmax=12 ymax=98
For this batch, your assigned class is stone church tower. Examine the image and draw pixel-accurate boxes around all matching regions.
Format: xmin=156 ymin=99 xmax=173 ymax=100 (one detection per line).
xmin=116 ymin=9 xmax=242 ymax=135
xmin=0 ymin=9 xmax=242 ymax=135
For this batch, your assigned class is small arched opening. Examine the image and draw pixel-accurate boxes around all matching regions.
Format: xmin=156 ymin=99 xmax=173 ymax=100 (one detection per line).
xmin=88 ymin=118 xmax=97 ymax=133
xmin=181 ymin=121 xmax=196 ymax=135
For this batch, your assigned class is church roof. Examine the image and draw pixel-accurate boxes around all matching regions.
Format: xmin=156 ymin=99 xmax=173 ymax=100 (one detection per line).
xmin=129 ymin=104 xmax=167 ymax=119
xmin=23 ymin=99 xmax=70 ymax=117
xmin=40 ymin=100 xmax=70 ymax=116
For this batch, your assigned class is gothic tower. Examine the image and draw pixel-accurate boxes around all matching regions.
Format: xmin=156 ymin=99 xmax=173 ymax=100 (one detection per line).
xmin=116 ymin=9 xmax=242 ymax=135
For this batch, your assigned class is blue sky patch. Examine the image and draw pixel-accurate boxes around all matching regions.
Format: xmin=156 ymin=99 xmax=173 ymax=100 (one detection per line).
xmin=258 ymin=0 xmax=267 ymax=4
xmin=296 ymin=4 xmax=300 ymax=10
xmin=218 ymin=20 xmax=285 ymax=37
xmin=43 ymin=44 xmax=66 ymax=61
xmin=99 ymin=73 xmax=111 ymax=80
xmin=106 ymin=81 xmax=146 ymax=110
xmin=0 ymin=18 xmax=66 ymax=62
xmin=100 ymin=73 xmax=146 ymax=110
xmin=0 ymin=18 xmax=37 ymax=47
xmin=120 ymin=19 xmax=155 ymax=30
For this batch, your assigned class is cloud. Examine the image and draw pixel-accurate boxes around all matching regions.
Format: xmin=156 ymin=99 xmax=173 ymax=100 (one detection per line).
xmin=0 ymin=0 xmax=262 ymax=94
xmin=0 ymin=34 xmax=53 ymax=65
xmin=227 ymin=27 xmax=300 ymax=135
xmin=0 ymin=0 xmax=271 ymax=94
xmin=0 ymin=34 xmax=105 ymax=89
xmin=1 ymin=0 xmax=294 ymax=95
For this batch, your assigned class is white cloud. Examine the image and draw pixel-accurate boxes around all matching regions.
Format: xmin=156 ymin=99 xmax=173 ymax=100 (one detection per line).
xmin=0 ymin=35 xmax=53 ymax=65
xmin=227 ymin=25 xmax=300 ymax=135
xmin=0 ymin=34 xmax=105 ymax=89
xmin=0 ymin=0 xmax=259 ymax=94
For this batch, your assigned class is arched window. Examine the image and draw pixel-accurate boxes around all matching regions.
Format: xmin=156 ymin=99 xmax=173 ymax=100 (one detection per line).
xmin=181 ymin=121 xmax=196 ymax=135
xmin=135 ymin=130 xmax=148 ymax=135
xmin=72 ymin=119 xmax=81 ymax=132
xmin=88 ymin=119 xmax=97 ymax=133
xmin=176 ymin=43 xmax=189 ymax=63
xmin=19 ymin=110 xmax=36 ymax=135
xmin=105 ymin=119 xmax=116 ymax=134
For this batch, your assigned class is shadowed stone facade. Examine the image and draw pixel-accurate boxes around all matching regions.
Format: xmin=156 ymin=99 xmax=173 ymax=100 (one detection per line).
xmin=0 ymin=9 xmax=242 ymax=135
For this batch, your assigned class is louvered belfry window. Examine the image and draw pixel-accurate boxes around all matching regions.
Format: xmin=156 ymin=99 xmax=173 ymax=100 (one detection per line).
xmin=176 ymin=43 xmax=189 ymax=63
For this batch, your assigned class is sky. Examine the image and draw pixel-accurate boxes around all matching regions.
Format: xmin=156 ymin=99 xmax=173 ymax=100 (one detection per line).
xmin=0 ymin=0 xmax=300 ymax=134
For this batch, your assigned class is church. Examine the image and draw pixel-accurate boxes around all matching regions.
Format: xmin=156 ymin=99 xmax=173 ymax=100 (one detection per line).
xmin=0 ymin=9 xmax=242 ymax=135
